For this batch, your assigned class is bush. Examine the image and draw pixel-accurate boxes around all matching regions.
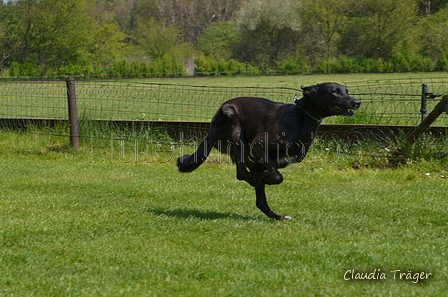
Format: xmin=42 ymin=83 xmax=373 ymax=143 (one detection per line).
xmin=361 ymin=58 xmax=387 ymax=73
xmin=391 ymin=49 xmax=434 ymax=72
xmin=149 ymin=55 xmax=185 ymax=77
xmin=194 ymin=54 xmax=253 ymax=76
xmin=6 ymin=58 xmax=187 ymax=79
xmin=316 ymin=58 xmax=341 ymax=74
xmin=276 ymin=53 xmax=312 ymax=74
xmin=56 ymin=63 xmax=90 ymax=76
xmin=3 ymin=51 xmax=444 ymax=79
xmin=435 ymin=52 xmax=448 ymax=71
xmin=337 ymin=56 xmax=363 ymax=73
xmin=9 ymin=62 xmax=43 ymax=77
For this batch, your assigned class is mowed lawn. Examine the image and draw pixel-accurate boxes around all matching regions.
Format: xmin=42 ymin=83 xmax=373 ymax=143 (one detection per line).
xmin=0 ymin=134 xmax=447 ymax=296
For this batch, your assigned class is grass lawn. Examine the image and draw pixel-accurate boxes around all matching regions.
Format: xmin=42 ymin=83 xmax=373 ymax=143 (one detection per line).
xmin=0 ymin=133 xmax=447 ymax=296
xmin=137 ymin=72 xmax=448 ymax=88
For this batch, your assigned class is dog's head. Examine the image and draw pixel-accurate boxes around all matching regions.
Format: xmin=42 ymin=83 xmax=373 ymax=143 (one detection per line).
xmin=300 ymin=83 xmax=361 ymax=117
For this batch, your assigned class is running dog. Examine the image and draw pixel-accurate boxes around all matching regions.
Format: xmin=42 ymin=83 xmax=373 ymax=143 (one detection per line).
xmin=177 ymin=83 xmax=361 ymax=220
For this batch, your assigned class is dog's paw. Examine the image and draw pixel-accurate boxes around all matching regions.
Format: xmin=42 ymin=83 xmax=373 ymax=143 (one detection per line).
xmin=177 ymin=154 xmax=191 ymax=166
xmin=261 ymin=170 xmax=270 ymax=180
xmin=262 ymin=170 xmax=283 ymax=185
xmin=279 ymin=215 xmax=292 ymax=221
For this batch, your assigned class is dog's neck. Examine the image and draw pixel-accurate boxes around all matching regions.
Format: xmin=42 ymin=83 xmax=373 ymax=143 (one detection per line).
xmin=293 ymin=96 xmax=323 ymax=123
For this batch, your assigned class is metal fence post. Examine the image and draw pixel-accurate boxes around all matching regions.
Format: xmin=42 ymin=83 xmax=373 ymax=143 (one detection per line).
xmin=66 ymin=77 xmax=80 ymax=149
xmin=421 ymin=84 xmax=427 ymax=123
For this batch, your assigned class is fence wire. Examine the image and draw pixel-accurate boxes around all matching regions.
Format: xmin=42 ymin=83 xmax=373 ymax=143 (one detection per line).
xmin=345 ymin=77 xmax=448 ymax=126
xmin=0 ymin=77 xmax=447 ymax=162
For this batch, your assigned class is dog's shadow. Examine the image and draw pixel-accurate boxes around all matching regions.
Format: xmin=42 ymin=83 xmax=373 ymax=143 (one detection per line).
xmin=149 ymin=208 xmax=255 ymax=221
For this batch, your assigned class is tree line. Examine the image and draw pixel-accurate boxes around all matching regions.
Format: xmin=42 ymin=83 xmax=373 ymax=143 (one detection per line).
xmin=1 ymin=0 xmax=448 ymax=77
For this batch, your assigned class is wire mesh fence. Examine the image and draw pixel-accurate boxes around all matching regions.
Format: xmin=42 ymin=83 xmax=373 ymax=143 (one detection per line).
xmin=1 ymin=80 xmax=302 ymax=122
xmin=1 ymin=77 xmax=447 ymax=123
xmin=344 ymin=77 xmax=448 ymax=126
xmin=0 ymin=77 xmax=447 ymax=163
xmin=0 ymin=80 xmax=67 ymax=119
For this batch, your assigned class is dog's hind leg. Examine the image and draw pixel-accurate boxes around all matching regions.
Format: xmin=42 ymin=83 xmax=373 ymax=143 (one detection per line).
xmin=231 ymin=127 xmax=265 ymax=187
xmin=255 ymin=183 xmax=291 ymax=220
xmin=177 ymin=136 xmax=212 ymax=172
xmin=219 ymin=103 xmax=264 ymax=186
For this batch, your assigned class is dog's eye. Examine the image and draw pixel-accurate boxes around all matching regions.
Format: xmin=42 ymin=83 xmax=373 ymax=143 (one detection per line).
xmin=332 ymin=89 xmax=341 ymax=95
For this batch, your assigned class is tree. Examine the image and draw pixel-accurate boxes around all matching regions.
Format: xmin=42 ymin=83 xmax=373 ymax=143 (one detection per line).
xmin=197 ymin=21 xmax=239 ymax=59
xmin=234 ymin=0 xmax=301 ymax=66
xmin=0 ymin=2 xmax=21 ymax=68
xmin=15 ymin=0 xmax=94 ymax=67
xmin=134 ymin=0 xmax=241 ymax=45
xmin=0 ymin=0 xmax=129 ymax=73
xmin=300 ymin=0 xmax=351 ymax=62
xmin=400 ymin=5 xmax=448 ymax=66
xmin=201 ymin=0 xmax=242 ymax=23
xmin=419 ymin=0 xmax=448 ymax=15
xmin=89 ymin=0 xmax=136 ymax=32
xmin=89 ymin=21 xmax=128 ymax=65
xmin=132 ymin=16 xmax=193 ymax=60
xmin=339 ymin=0 xmax=418 ymax=59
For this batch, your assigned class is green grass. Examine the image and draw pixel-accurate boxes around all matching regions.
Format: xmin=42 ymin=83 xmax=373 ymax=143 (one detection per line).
xmin=135 ymin=72 xmax=448 ymax=88
xmin=1 ymin=133 xmax=447 ymax=296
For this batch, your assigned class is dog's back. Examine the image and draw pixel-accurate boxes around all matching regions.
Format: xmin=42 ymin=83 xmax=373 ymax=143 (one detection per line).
xmin=177 ymin=97 xmax=283 ymax=172
xmin=211 ymin=97 xmax=292 ymax=142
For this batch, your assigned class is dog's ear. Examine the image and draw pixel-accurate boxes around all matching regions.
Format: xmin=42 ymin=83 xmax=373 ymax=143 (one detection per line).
xmin=301 ymin=85 xmax=316 ymax=98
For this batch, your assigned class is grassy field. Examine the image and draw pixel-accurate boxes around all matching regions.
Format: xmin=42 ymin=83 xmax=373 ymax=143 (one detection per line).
xmin=1 ymin=72 xmax=447 ymax=125
xmin=1 ymin=72 xmax=447 ymax=295
xmin=1 ymin=132 xmax=447 ymax=296
xmin=136 ymin=72 xmax=448 ymax=88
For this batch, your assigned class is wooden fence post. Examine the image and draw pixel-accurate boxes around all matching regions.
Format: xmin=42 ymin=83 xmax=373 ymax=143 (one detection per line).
xmin=392 ymin=95 xmax=448 ymax=161
xmin=405 ymin=95 xmax=448 ymax=144
xmin=66 ymin=77 xmax=80 ymax=149
xmin=421 ymin=84 xmax=428 ymax=122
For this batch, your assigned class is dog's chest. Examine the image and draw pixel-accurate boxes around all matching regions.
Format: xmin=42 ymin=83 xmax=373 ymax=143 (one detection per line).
xmin=261 ymin=131 xmax=314 ymax=165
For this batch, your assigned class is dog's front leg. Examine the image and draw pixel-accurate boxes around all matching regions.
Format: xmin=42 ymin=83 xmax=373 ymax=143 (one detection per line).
xmin=251 ymin=144 xmax=283 ymax=185
xmin=255 ymin=183 xmax=291 ymax=220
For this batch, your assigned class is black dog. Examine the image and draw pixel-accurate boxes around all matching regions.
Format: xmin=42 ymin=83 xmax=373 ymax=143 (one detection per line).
xmin=177 ymin=83 xmax=360 ymax=220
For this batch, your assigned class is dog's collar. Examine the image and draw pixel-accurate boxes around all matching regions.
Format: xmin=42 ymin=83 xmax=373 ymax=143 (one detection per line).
xmin=293 ymin=94 xmax=322 ymax=123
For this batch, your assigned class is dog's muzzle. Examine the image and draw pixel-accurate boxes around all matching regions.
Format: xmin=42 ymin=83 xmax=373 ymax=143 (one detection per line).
xmin=352 ymin=99 xmax=361 ymax=110
xmin=331 ymin=97 xmax=361 ymax=117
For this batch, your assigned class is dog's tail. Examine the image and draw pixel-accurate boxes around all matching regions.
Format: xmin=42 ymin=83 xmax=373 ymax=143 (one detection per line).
xmin=177 ymin=136 xmax=212 ymax=172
